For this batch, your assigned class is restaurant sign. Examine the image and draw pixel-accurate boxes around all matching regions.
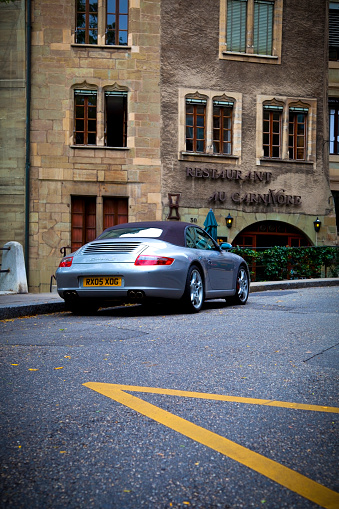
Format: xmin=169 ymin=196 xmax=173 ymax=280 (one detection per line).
xmin=186 ymin=167 xmax=272 ymax=182
xmin=209 ymin=189 xmax=302 ymax=206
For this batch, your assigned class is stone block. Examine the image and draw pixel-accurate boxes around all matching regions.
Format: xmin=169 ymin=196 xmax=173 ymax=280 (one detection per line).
xmin=0 ymin=241 xmax=28 ymax=293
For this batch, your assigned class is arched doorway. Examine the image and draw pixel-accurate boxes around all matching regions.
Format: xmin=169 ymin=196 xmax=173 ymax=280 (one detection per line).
xmin=233 ymin=221 xmax=311 ymax=248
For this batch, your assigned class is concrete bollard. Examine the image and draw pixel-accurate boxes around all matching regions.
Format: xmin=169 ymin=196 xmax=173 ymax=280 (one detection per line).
xmin=0 ymin=242 xmax=28 ymax=294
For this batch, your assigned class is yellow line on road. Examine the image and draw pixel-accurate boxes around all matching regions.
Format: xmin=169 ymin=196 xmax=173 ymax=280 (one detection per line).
xmin=85 ymin=383 xmax=339 ymax=413
xmin=84 ymin=383 xmax=339 ymax=509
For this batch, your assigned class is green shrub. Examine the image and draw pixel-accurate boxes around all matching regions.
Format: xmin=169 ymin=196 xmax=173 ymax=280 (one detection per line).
xmin=230 ymin=246 xmax=339 ymax=282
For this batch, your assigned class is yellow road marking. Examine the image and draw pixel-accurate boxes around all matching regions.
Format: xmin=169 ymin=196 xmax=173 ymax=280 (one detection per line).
xmin=84 ymin=383 xmax=339 ymax=509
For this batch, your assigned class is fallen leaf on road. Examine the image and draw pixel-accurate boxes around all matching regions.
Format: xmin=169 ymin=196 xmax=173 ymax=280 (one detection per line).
xmin=54 ymin=367 xmax=63 ymax=370
xmin=28 ymin=368 xmax=38 ymax=371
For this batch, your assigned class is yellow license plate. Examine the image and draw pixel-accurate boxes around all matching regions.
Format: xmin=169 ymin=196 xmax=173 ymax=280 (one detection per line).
xmin=83 ymin=276 xmax=122 ymax=287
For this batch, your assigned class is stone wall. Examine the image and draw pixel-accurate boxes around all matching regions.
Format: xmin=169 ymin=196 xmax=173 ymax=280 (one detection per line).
xmin=29 ymin=0 xmax=161 ymax=292
xmin=0 ymin=0 xmax=26 ymax=252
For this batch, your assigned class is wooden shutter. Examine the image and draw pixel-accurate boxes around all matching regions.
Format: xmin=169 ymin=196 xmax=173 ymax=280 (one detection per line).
xmin=253 ymin=0 xmax=274 ymax=55
xmin=103 ymin=198 xmax=128 ymax=230
xmin=227 ymin=0 xmax=247 ymax=53
xmin=71 ymin=197 xmax=96 ymax=251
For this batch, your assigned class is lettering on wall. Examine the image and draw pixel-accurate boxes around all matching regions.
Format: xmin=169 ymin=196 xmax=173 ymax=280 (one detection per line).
xmin=186 ymin=167 xmax=272 ymax=182
xmin=210 ymin=189 xmax=302 ymax=206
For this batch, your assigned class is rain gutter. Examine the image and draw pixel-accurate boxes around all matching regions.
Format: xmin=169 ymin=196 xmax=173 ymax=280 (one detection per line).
xmin=25 ymin=0 xmax=32 ymax=283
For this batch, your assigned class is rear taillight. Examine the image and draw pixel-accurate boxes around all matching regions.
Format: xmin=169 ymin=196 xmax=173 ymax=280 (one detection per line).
xmin=134 ymin=255 xmax=174 ymax=266
xmin=59 ymin=256 xmax=73 ymax=268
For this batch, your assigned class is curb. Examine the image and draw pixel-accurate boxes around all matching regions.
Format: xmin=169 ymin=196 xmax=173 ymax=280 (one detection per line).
xmin=0 ymin=278 xmax=338 ymax=320
xmin=250 ymin=277 xmax=339 ymax=293
xmin=0 ymin=301 xmax=65 ymax=320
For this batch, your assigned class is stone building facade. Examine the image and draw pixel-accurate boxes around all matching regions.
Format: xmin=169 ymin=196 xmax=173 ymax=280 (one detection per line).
xmin=0 ymin=0 xmax=337 ymax=292
xmin=22 ymin=0 xmax=161 ymax=292
xmin=160 ymin=0 xmax=337 ymax=249
xmin=0 ymin=0 xmax=26 ymax=250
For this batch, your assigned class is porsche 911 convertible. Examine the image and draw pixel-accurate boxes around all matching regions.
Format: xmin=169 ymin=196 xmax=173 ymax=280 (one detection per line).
xmin=56 ymin=221 xmax=249 ymax=314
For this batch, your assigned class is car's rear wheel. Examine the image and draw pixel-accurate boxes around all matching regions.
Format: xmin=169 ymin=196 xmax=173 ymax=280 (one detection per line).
xmin=228 ymin=265 xmax=249 ymax=305
xmin=182 ymin=265 xmax=204 ymax=313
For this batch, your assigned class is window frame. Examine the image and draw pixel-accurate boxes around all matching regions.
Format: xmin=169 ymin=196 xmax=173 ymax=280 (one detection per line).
xmin=329 ymin=98 xmax=339 ymax=155
xmin=74 ymin=89 xmax=98 ymax=146
xmin=104 ymin=90 xmax=128 ymax=147
xmin=75 ymin=0 xmax=98 ymax=45
xmin=179 ymin=88 xmax=242 ymax=162
xmin=219 ymin=0 xmax=283 ymax=64
xmin=213 ymin=101 xmax=233 ymax=155
xmin=74 ymin=0 xmax=129 ymax=47
xmin=288 ymin=108 xmax=308 ymax=161
xmin=185 ymin=99 xmax=207 ymax=153
xmin=257 ymin=96 xmax=316 ymax=165
xmin=262 ymin=105 xmax=282 ymax=159
xmin=106 ymin=0 xmax=129 ymax=46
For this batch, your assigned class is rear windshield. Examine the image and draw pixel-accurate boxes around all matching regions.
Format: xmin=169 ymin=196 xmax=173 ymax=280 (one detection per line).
xmin=98 ymin=227 xmax=163 ymax=239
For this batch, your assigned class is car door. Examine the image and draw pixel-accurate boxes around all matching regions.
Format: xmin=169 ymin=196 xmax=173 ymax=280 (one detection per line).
xmin=186 ymin=227 xmax=233 ymax=290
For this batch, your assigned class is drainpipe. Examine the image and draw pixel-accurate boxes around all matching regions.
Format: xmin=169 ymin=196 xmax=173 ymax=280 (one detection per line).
xmin=25 ymin=0 xmax=32 ymax=284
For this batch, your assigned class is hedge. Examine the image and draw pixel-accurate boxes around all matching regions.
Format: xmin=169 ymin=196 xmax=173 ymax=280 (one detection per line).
xmin=230 ymin=246 xmax=339 ymax=282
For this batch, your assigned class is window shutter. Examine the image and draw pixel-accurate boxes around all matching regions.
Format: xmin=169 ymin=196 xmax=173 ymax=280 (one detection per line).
xmin=253 ymin=0 xmax=274 ymax=55
xmin=329 ymin=6 xmax=339 ymax=47
xmin=227 ymin=0 xmax=247 ymax=53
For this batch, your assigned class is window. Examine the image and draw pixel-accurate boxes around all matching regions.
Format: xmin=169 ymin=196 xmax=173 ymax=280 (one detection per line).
xmin=329 ymin=2 xmax=339 ymax=61
xmin=257 ymin=96 xmax=316 ymax=164
xmin=106 ymin=0 xmax=129 ymax=46
xmin=329 ymin=98 xmax=339 ymax=155
xmin=253 ymin=0 xmax=274 ymax=55
xmin=288 ymin=108 xmax=308 ymax=161
xmin=105 ymin=91 xmax=127 ymax=147
xmin=103 ymin=197 xmax=128 ymax=229
xmin=226 ymin=0 xmax=247 ymax=53
xmin=76 ymin=0 xmax=98 ymax=44
xmin=220 ymin=0 xmax=283 ymax=64
xmin=213 ymin=101 xmax=233 ymax=155
xmin=185 ymin=99 xmax=206 ymax=153
xmin=263 ymin=105 xmax=282 ymax=158
xmin=186 ymin=227 xmax=218 ymax=250
xmin=74 ymin=90 xmax=97 ymax=145
xmin=227 ymin=0 xmax=274 ymax=55
xmin=71 ymin=197 xmax=96 ymax=251
xmin=179 ymin=88 xmax=241 ymax=160
xmin=75 ymin=0 xmax=128 ymax=46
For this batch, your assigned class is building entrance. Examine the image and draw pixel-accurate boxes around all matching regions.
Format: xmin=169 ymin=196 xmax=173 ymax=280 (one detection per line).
xmin=233 ymin=221 xmax=311 ymax=248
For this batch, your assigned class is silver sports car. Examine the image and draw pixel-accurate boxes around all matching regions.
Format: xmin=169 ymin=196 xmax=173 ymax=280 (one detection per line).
xmin=56 ymin=221 xmax=249 ymax=314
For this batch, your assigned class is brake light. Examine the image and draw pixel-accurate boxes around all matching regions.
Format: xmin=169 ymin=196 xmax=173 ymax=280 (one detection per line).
xmin=59 ymin=256 xmax=73 ymax=268
xmin=134 ymin=255 xmax=174 ymax=266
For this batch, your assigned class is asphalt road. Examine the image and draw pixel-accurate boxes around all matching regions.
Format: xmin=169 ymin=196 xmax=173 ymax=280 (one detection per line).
xmin=1 ymin=286 xmax=338 ymax=509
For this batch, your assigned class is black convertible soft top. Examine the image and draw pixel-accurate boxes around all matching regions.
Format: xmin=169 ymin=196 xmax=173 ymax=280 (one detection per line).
xmin=98 ymin=221 xmax=198 ymax=247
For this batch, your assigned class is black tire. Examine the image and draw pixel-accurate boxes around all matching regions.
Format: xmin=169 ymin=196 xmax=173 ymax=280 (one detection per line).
xmin=182 ymin=265 xmax=204 ymax=313
xmin=228 ymin=265 xmax=249 ymax=305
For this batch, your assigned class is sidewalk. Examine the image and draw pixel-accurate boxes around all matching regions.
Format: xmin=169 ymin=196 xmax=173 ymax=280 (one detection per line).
xmin=0 ymin=278 xmax=338 ymax=320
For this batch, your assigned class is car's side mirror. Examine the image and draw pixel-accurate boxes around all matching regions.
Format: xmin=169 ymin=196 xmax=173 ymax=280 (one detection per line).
xmin=220 ymin=242 xmax=232 ymax=251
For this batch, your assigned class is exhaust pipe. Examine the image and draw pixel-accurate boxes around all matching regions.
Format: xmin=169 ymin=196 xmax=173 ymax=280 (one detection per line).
xmin=128 ymin=290 xmax=145 ymax=300
xmin=64 ymin=290 xmax=78 ymax=300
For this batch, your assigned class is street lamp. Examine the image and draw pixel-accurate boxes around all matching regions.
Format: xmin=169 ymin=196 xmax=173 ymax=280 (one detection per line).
xmin=225 ymin=213 xmax=233 ymax=229
xmin=313 ymin=217 xmax=321 ymax=233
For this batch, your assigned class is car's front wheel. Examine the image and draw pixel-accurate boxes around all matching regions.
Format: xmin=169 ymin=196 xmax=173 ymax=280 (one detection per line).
xmin=228 ymin=265 xmax=249 ymax=305
xmin=182 ymin=265 xmax=204 ymax=313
